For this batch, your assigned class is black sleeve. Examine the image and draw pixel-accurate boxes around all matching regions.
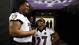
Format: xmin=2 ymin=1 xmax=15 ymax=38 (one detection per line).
xmin=10 ymin=19 xmax=23 ymax=24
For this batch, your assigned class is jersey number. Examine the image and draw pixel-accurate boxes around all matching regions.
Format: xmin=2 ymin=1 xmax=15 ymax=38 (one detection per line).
xmin=36 ymin=36 xmax=47 ymax=45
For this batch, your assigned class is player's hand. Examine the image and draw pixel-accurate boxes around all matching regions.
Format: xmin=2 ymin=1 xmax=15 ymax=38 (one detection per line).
xmin=31 ymin=30 xmax=36 ymax=34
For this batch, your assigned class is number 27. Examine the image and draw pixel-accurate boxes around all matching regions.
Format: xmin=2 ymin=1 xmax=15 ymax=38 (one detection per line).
xmin=36 ymin=36 xmax=47 ymax=45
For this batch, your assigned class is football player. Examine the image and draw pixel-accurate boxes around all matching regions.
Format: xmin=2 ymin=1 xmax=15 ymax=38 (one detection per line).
xmin=34 ymin=18 xmax=60 ymax=45
xmin=9 ymin=0 xmax=36 ymax=45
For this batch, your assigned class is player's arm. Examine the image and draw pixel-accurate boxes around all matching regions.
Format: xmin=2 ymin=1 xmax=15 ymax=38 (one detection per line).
xmin=9 ymin=20 xmax=36 ymax=37
xmin=51 ymin=32 xmax=60 ymax=45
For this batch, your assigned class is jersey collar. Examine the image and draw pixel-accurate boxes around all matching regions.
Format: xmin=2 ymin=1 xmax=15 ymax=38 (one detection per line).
xmin=37 ymin=27 xmax=46 ymax=32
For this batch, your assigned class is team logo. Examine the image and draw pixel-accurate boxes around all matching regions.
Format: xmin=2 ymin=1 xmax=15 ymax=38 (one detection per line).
xmin=27 ymin=0 xmax=73 ymax=9
xmin=44 ymin=32 xmax=46 ymax=35
xmin=12 ymin=15 xmax=17 ymax=20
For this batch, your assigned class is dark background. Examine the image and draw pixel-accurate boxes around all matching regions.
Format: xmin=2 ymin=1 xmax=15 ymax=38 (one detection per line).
xmin=0 ymin=0 xmax=10 ymax=45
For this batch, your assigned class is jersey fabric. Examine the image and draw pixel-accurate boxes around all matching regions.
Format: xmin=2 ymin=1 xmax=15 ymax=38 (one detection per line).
xmin=35 ymin=27 xmax=55 ymax=45
xmin=9 ymin=12 xmax=32 ymax=43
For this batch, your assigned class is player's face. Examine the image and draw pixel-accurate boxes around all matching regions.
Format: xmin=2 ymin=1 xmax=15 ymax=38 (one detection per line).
xmin=38 ymin=20 xmax=45 ymax=28
xmin=21 ymin=2 xmax=30 ymax=13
